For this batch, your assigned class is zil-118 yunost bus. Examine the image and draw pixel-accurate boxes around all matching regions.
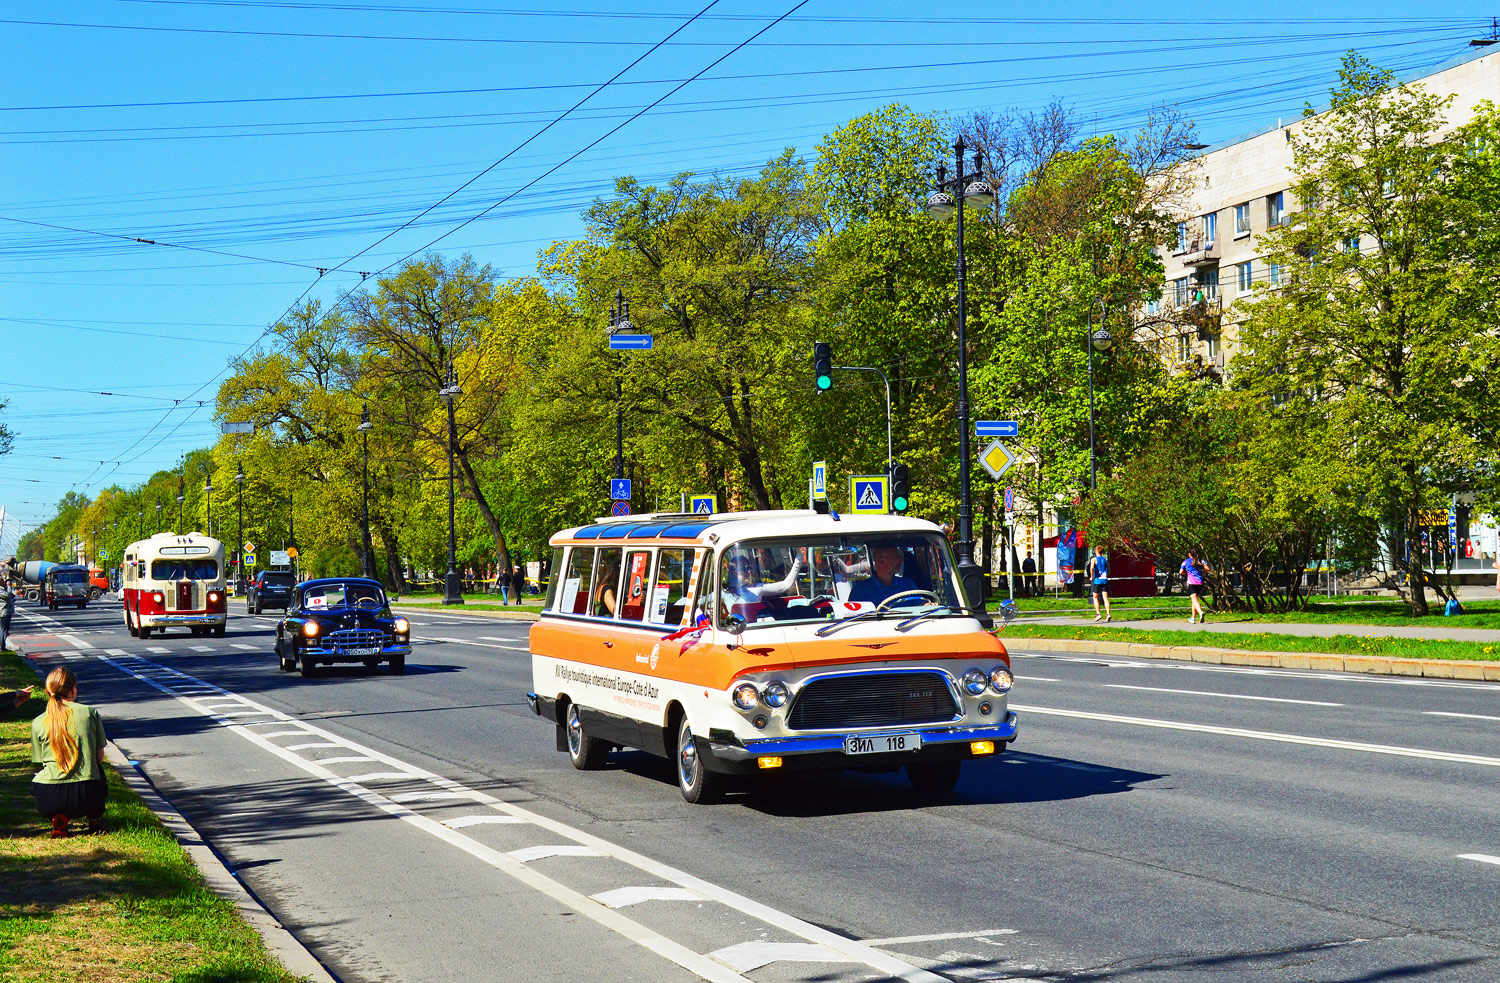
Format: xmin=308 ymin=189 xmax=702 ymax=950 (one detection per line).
xmin=528 ymin=510 xmax=1019 ymax=803
xmin=121 ymin=532 xmax=229 ymax=639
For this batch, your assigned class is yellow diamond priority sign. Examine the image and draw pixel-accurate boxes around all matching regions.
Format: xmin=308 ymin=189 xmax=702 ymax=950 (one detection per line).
xmin=979 ymin=439 xmax=1015 ymax=480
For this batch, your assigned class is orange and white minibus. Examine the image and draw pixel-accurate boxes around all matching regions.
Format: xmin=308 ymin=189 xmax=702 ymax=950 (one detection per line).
xmin=528 ymin=511 xmax=1019 ymax=803
xmin=121 ymin=532 xmax=229 ymax=639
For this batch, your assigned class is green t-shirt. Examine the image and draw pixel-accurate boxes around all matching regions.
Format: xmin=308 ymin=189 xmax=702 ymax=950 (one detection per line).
xmin=31 ymin=701 xmax=107 ymax=784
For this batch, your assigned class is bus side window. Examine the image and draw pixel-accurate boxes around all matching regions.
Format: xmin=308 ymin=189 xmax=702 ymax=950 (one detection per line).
xmin=688 ymin=551 xmax=715 ymax=630
xmin=651 ymin=548 xmax=694 ymax=626
xmin=560 ymin=547 xmax=595 ymax=616
xmin=592 ymin=548 xmax=623 ymax=618
xmin=542 ymin=547 xmax=565 ymax=611
xmin=617 ymin=550 xmax=652 ymax=622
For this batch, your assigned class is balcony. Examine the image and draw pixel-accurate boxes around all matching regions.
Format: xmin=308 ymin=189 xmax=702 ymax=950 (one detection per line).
xmin=1180 ymin=238 xmax=1220 ymax=267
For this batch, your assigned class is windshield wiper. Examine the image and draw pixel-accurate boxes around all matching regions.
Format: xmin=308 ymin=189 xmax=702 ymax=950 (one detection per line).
xmin=814 ymin=608 xmax=889 ymax=637
xmin=895 ymin=605 xmax=960 ymax=632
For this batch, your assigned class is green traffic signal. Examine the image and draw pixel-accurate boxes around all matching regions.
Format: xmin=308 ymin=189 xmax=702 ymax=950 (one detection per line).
xmin=813 ymin=341 xmax=833 ymax=392
xmin=889 ymin=462 xmax=910 ymax=513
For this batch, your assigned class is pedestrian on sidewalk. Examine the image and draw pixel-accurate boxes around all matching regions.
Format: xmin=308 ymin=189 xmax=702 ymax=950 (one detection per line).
xmin=1181 ymin=549 xmax=1209 ymax=623
xmin=0 ymin=576 xmax=14 ymax=651
xmin=1021 ymin=552 xmax=1037 ymax=597
xmin=31 ymin=667 xmax=108 ymax=838
xmin=512 ymin=565 xmax=524 ymax=605
xmin=495 ymin=566 xmax=508 ymax=604
xmin=1086 ymin=545 xmax=1111 ymax=621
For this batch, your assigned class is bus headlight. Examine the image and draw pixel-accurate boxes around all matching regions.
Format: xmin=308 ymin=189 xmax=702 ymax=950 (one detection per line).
xmin=302 ymin=622 xmax=320 ymax=638
xmin=151 ymin=591 xmax=164 ymax=605
xmin=762 ymin=680 xmax=789 ymax=708
xmin=207 ymin=591 xmax=220 ymax=604
xmin=731 ymin=682 xmax=760 ymax=711
xmin=393 ymin=617 xmax=409 ymax=634
xmin=989 ymin=667 xmax=1014 ymax=694
xmin=962 ymin=668 xmax=988 ymax=696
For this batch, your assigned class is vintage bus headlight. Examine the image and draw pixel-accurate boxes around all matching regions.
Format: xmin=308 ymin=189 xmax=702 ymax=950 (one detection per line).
xmin=301 ymin=622 xmax=320 ymax=638
xmin=151 ymin=591 xmax=164 ymax=605
xmin=762 ymin=680 xmax=789 ymax=708
xmin=989 ymin=667 xmax=1014 ymax=695
xmin=392 ymin=617 xmax=410 ymax=634
xmin=731 ymin=682 xmax=760 ymax=711
xmin=207 ymin=591 xmax=220 ymax=604
xmin=962 ymin=668 xmax=988 ymax=696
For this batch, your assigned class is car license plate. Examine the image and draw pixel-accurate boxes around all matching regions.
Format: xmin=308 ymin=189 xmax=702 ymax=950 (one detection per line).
xmin=843 ymin=733 xmax=921 ymax=755
xmin=345 ymin=646 xmax=380 ymax=657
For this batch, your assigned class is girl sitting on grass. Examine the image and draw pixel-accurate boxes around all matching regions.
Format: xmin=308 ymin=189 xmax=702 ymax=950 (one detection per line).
xmin=31 ymin=667 xmax=108 ymax=838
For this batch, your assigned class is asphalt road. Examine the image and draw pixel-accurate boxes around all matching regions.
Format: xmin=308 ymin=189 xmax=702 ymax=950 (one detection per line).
xmin=10 ymin=599 xmax=1500 ymax=983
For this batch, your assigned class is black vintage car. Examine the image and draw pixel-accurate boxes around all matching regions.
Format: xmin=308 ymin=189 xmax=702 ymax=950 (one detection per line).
xmin=275 ymin=577 xmax=412 ymax=677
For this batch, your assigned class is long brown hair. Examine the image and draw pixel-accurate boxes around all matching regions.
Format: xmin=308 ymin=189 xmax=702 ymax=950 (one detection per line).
xmin=44 ymin=667 xmax=79 ymax=774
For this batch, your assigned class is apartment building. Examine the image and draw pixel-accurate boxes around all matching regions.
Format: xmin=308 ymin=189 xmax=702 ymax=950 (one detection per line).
xmin=1142 ymin=47 xmax=1500 ymax=375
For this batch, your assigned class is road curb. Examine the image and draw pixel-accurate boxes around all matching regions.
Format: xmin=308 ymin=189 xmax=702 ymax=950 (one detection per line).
xmin=393 ymin=604 xmax=540 ymax=623
xmin=1003 ymin=636 xmax=1500 ymax=680
xmin=103 ymin=744 xmax=339 ymax=983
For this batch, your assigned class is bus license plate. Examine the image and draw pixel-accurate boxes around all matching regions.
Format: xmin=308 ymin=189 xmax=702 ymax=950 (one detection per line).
xmin=843 ymin=733 xmax=921 ymax=755
xmin=345 ymin=646 xmax=380 ymax=657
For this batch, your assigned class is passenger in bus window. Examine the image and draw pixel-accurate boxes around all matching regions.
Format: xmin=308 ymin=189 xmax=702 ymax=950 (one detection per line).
xmin=593 ymin=552 xmax=622 ymax=618
xmin=719 ymin=547 xmax=802 ymax=620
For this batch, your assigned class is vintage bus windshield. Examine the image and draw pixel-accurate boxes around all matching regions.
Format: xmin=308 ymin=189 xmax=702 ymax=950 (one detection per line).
xmin=151 ymin=559 xmax=219 ymax=581
xmin=717 ymin=532 xmax=961 ymax=628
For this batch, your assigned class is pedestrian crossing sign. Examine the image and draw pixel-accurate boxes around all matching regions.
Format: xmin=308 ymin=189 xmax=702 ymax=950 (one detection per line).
xmin=690 ymin=495 xmax=717 ymax=515
xmin=850 ymin=475 xmax=888 ymax=515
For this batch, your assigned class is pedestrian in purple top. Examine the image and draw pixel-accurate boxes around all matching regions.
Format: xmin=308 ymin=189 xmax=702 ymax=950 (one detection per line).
xmin=1181 ymin=549 xmax=1209 ymax=623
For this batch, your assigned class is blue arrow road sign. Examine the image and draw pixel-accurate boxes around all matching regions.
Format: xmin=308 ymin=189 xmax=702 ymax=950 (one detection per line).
xmin=610 ymin=478 xmax=632 ymax=500
xmin=976 ymin=420 xmax=1018 ymax=437
xmin=608 ymin=334 xmax=654 ymax=350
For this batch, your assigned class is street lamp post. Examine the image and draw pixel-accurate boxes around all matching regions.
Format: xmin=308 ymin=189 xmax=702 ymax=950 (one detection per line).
xmin=358 ymin=403 xmax=375 ymax=579
xmin=176 ymin=478 xmax=185 ymax=532
xmin=235 ymin=462 xmax=245 ymax=588
xmin=154 ymin=497 xmax=162 ymax=537
xmin=204 ymin=476 xmax=214 ymax=538
xmin=438 ymin=363 xmax=464 ymax=606
xmin=928 ymin=136 xmax=994 ymax=613
xmin=1085 ymin=300 xmax=1112 ymax=491
xmin=606 ymin=290 xmax=635 ymax=481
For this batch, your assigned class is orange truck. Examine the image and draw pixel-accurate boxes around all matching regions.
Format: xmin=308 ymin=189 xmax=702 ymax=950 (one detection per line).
xmin=528 ymin=510 xmax=1018 ymax=803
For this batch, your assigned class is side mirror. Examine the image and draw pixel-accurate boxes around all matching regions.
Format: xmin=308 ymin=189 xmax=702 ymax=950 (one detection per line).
xmin=725 ymin=613 xmax=747 ymax=636
xmin=998 ymin=600 xmax=1018 ymax=625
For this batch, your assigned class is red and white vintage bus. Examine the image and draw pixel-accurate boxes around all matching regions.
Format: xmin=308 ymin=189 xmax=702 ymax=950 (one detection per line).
xmin=121 ymin=532 xmax=229 ymax=638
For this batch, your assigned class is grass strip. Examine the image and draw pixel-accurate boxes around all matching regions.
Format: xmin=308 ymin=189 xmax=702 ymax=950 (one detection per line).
xmin=999 ymin=625 xmax=1500 ymax=662
xmin=996 ymin=596 xmax=1500 ymax=629
xmin=0 ymin=651 xmax=304 ymax=983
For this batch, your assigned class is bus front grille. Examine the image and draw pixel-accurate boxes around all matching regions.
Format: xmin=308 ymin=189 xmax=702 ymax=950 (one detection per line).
xmin=786 ymin=671 xmax=959 ymax=730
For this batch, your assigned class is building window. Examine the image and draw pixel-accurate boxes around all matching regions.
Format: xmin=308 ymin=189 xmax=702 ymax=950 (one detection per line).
xmin=1206 ymin=332 xmax=1220 ymax=360
xmin=1237 ymin=261 xmax=1253 ymax=292
xmin=1234 ymin=203 xmax=1250 ymax=235
xmin=1195 ymin=267 xmax=1219 ymax=301
xmin=1343 ymin=236 xmax=1360 ymax=254
xmin=1267 ymin=192 xmax=1284 ymax=227
xmin=1269 ymin=261 xmax=1283 ymax=287
xmin=1145 ymin=296 xmax=1161 ymax=315
xmin=1176 ymin=222 xmax=1189 ymax=252
xmin=1202 ymin=212 xmax=1217 ymax=245
xmin=1173 ymin=276 xmax=1191 ymax=307
xmin=1177 ymin=333 xmax=1192 ymax=363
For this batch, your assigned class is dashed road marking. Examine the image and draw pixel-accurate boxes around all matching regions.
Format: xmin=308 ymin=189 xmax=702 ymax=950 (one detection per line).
xmin=1103 ymin=684 xmax=1343 ymax=707
xmin=190 ymin=645 xmax=215 ymax=653
xmin=231 ymin=643 xmax=259 ymax=651
xmin=594 ymin=886 xmax=701 ymax=908
xmin=864 ymin=929 xmax=1018 ymax=946
xmin=508 ymin=844 xmax=605 ymax=862
xmin=1459 ymin=853 xmax=1500 ymax=867
xmin=1426 ymin=711 xmax=1500 ymax=722
xmin=285 ymin=742 xmax=341 ymax=751
xmin=444 ymin=815 xmax=525 ymax=829
xmin=429 ymin=635 xmax=529 ymax=652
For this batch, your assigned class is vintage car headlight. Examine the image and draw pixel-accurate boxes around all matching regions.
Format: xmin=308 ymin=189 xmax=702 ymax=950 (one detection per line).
xmin=762 ymin=680 xmax=789 ymax=708
xmin=962 ymin=668 xmax=989 ymax=696
xmin=989 ymin=667 xmax=1014 ymax=694
xmin=393 ymin=617 xmax=409 ymax=634
xmin=151 ymin=591 xmax=164 ymax=604
xmin=301 ymin=621 xmax=320 ymax=638
xmin=731 ymin=682 xmax=760 ymax=711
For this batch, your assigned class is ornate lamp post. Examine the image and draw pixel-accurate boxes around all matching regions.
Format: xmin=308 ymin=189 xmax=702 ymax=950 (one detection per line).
xmin=1086 ymin=305 xmax=1112 ymax=492
xmin=358 ymin=403 xmax=375 ymax=579
xmin=438 ymin=364 xmax=464 ymax=605
xmin=235 ymin=462 xmax=246 ymax=587
xmin=928 ymin=135 xmax=995 ymax=612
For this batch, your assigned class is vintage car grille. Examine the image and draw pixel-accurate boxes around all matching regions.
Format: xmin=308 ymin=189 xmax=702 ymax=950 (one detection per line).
xmin=786 ymin=671 xmax=959 ymax=730
xmin=324 ymin=628 xmax=386 ymax=649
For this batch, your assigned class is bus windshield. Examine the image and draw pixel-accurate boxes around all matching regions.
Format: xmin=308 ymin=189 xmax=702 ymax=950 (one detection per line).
xmin=151 ymin=559 xmax=219 ymax=581
xmin=716 ymin=532 xmax=961 ymax=628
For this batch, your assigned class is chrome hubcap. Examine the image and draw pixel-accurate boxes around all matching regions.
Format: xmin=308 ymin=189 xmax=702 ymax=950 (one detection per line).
xmin=567 ymin=707 xmax=583 ymax=756
xmin=678 ymin=725 xmax=696 ymax=786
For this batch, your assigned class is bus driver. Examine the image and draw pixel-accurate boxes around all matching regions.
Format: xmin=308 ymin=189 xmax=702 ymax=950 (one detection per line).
xmin=847 ymin=545 xmax=918 ymax=606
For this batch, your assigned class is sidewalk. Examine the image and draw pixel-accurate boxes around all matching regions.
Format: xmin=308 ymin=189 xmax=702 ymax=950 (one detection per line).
xmin=1024 ymin=614 xmax=1500 ymax=643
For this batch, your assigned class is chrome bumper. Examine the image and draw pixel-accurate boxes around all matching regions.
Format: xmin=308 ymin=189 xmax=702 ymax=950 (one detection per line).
xmin=303 ymin=642 xmax=411 ymax=659
xmin=143 ymin=614 xmax=226 ymax=625
xmin=708 ymin=711 xmax=1019 ymax=762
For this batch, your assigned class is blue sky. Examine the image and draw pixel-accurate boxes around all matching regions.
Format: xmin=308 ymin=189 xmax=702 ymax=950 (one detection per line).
xmin=0 ymin=0 xmax=1491 ymax=549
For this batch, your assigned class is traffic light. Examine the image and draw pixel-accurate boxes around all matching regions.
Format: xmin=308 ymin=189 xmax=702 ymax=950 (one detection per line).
xmin=813 ymin=341 xmax=833 ymax=392
xmin=889 ymin=462 xmax=910 ymax=513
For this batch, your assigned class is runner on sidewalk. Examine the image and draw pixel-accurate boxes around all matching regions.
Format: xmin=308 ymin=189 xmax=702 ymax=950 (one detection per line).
xmin=1181 ymin=550 xmax=1208 ymax=623
xmin=1087 ymin=545 xmax=1111 ymax=622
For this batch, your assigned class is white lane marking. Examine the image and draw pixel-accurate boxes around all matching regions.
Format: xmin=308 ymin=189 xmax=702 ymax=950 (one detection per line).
xmin=190 ymin=645 xmax=215 ymax=653
xmin=593 ymin=886 xmax=701 ymax=909
xmin=1459 ymin=854 xmax=1500 ymax=867
xmin=261 ymin=731 xmax=314 ymax=738
xmin=1014 ymin=704 xmax=1500 ymax=768
xmin=1020 ymin=676 xmax=1061 ymax=682
xmin=478 ymin=635 xmax=529 ymax=643
xmin=1012 ymin=653 xmax=1500 ymax=691
xmin=285 ymin=742 xmax=341 ymax=751
xmin=1426 ymin=711 xmax=1500 ymax=722
xmin=313 ymin=756 xmax=378 ymax=765
xmin=710 ymin=942 xmax=848 ymax=973
xmin=97 ymin=656 xmax=755 ymax=983
xmin=105 ymin=648 xmax=128 ymax=656
xmin=508 ymin=845 xmax=604 ymax=862
xmin=231 ymin=643 xmax=259 ymax=651
xmin=866 ymin=930 xmax=1018 ymax=946
xmin=444 ymin=815 xmax=525 ymax=828
xmin=61 ymin=634 xmax=95 ymax=650
xmin=147 ymin=647 xmax=169 ymax=654
xmin=428 ymin=635 xmax=529 ymax=652
xmin=346 ymin=772 xmax=420 ymax=782
xmin=1103 ymin=684 xmax=1343 ymax=707
xmin=388 ymin=791 xmax=478 ymax=803
xmin=214 ymin=710 xmax=273 ymax=718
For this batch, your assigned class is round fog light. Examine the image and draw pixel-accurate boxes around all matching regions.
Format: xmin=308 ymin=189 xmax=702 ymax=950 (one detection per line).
xmin=978 ymin=701 xmax=993 ymax=716
xmin=752 ymin=714 xmax=769 ymax=729
xmin=962 ymin=668 xmax=988 ymax=696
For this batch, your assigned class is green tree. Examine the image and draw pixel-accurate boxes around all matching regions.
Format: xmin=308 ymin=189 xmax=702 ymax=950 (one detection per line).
xmin=1238 ymin=54 xmax=1500 ymax=614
